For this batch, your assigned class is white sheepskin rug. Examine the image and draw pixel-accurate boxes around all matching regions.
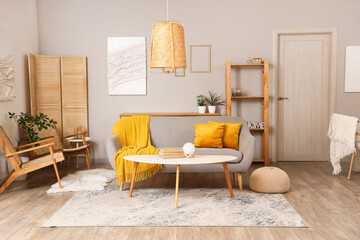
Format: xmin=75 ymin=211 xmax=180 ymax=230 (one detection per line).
xmin=47 ymin=169 xmax=116 ymax=194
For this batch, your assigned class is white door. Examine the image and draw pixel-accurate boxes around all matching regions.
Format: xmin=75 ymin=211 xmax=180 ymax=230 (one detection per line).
xmin=277 ymin=34 xmax=331 ymax=161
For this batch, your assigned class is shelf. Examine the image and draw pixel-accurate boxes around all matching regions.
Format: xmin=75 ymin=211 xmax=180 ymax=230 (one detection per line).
xmin=226 ymin=60 xmax=269 ymax=166
xmin=120 ymin=113 xmax=219 ymax=118
xmin=231 ymin=63 xmax=264 ymax=66
xmin=231 ymin=96 xmax=264 ymax=99
xmin=253 ymin=158 xmax=265 ymax=162
xmin=249 ymin=128 xmax=264 ymax=131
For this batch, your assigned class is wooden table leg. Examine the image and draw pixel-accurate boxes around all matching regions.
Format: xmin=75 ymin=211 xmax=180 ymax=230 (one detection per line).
xmin=76 ymin=142 xmax=79 ymax=168
xmin=129 ymin=162 xmax=138 ymax=197
xmin=175 ymin=164 xmax=180 ymax=208
xmin=222 ymin=162 xmax=234 ymax=198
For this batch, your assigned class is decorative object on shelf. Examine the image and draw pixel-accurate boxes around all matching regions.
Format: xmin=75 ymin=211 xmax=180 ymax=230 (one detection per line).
xmin=247 ymin=121 xmax=265 ymax=129
xmin=149 ymin=0 xmax=186 ymax=76
xmin=231 ymin=88 xmax=243 ymax=96
xmin=196 ymin=95 xmax=206 ymax=114
xmin=107 ymin=37 xmax=146 ymax=95
xmin=252 ymin=57 xmax=262 ymax=63
xmin=247 ymin=56 xmax=253 ymax=64
xmin=8 ymin=112 xmax=56 ymax=144
xmin=190 ymin=45 xmax=211 ymax=73
xmin=0 ymin=29 xmax=15 ymax=101
xmin=345 ymin=46 xmax=360 ymax=92
xmin=204 ymin=91 xmax=225 ymax=114
xmin=183 ymin=142 xmax=195 ymax=158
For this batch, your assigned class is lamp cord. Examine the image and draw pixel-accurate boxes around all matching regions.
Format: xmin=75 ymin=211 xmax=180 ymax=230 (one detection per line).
xmin=166 ymin=0 xmax=169 ymax=20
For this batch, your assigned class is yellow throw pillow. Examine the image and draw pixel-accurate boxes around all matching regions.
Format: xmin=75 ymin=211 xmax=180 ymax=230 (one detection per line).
xmin=194 ymin=123 xmax=224 ymax=148
xmin=209 ymin=121 xmax=241 ymax=150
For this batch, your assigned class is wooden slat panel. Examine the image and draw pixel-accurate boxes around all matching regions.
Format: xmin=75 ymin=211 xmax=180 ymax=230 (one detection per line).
xmin=28 ymin=54 xmax=36 ymax=115
xmin=28 ymin=54 xmax=62 ymax=133
xmin=61 ymin=56 xmax=88 ymax=137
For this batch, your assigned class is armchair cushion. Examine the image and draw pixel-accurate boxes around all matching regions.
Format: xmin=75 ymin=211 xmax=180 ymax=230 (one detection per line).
xmin=21 ymin=151 xmax=64 ymax=169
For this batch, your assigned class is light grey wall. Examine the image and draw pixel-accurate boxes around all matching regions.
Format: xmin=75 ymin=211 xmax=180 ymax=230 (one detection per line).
xmin=35 ymin=0 xmax=360 ymax=163
xmin=0 ymin=0 xmax=39 ymax=179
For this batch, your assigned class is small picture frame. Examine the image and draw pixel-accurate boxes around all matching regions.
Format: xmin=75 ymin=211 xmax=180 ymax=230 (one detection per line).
xmin=252 ymin=57 xmax=262 ymax=64
xmin=190 ymin=45 xmax=211 ymax=73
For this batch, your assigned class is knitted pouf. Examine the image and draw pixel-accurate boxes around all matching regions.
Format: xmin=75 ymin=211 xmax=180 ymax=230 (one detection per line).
xmin=249 ymin=167 xmax=290 ymax=193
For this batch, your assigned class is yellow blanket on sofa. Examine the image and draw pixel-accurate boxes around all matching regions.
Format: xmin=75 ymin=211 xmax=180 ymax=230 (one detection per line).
xmin=111 ymin=115 xmax=161 ymax=185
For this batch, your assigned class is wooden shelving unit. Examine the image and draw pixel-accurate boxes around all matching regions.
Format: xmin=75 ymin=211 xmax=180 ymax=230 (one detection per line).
xmin=225 ymin=60 xmax=269 ymax=166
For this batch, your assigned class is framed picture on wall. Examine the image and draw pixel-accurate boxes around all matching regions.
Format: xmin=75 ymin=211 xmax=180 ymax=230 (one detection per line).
xmin=190 ymin=45 xmax=211 ymax=73
xmin=345 ymin=46 xmax=360 ymax=92
xmin=107 ymin=37 xmax=147 ymax=95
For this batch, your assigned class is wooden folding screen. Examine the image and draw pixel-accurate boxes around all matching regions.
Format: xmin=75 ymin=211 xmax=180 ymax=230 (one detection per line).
xmin=28 ymin=54 xmax=62 ymax=133
xmin=60 ymin=56 xmax=88 ymax=137
xmin=28 ymin=54 xmax=88 ymax=139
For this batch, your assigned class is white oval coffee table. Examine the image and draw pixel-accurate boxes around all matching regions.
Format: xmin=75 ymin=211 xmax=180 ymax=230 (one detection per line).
xmin=124 ymin=155 xmax=237 ymax=208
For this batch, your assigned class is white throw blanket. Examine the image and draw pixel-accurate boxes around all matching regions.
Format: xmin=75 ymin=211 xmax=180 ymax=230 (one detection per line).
xmin=328 ymin=113 xmax=358 ymax=175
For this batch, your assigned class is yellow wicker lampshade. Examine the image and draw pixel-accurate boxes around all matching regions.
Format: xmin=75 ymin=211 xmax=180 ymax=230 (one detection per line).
xmin=150 ymin=20 xmax=186 ymax=74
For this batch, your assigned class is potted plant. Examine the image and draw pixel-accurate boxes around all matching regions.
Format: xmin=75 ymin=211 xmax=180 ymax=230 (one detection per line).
xmin=9 ymin=112 xmax=56 ymax=144
xmin=8 ymin=112 xmax=56 ymax=180
xmin=204 ymin=91 xmax=225 ymax=113
xmin=196 ymin=95 xmax=206 ymax=114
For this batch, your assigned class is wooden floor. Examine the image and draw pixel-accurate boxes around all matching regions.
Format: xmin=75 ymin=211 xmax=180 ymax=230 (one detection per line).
xmin=0 ymin=160 xmax=359 ymax=240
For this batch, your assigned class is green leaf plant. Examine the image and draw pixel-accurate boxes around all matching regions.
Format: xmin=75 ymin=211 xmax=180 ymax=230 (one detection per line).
xmin=8 ymin=112 xmax=57 ymax=144
xmin=204 ymin=91 xmax=225 ymax=106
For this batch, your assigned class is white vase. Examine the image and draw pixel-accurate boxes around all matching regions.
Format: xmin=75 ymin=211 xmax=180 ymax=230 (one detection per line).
xmin=208 ymin=106 xmax=216 ymax=114
xmin=7 ymin=157 xmax=29 ymax=181
xmin=198 ymin=106 xmax=206 ymax=114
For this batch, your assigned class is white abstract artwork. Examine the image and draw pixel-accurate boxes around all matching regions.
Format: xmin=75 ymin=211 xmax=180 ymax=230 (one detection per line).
xmin=0 ymin=29 xmax=15 ymax=101
xmin=345 ymin=46 xmax=360 ymax=92
xmin=107 ymin=37 xmax=146 ymax=95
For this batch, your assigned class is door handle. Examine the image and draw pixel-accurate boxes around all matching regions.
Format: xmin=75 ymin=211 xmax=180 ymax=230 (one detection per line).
xmin=278 ymin=97 xmax=289 ymax=100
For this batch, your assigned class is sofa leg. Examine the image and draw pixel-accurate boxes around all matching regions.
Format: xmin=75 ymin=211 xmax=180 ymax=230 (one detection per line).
xmin=236 ymin=173 xmax=243 ymax=190
xmin=120 ymin=183 xmax=124 ymax=191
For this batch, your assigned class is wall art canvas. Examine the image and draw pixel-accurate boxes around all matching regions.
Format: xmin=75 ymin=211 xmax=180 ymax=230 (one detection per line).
xmin=107 ymin=37 xmax=146 ymax=95
xmin=0 ymin=29 xmax=15 ymax=101
xmin=345 ymin=46 xmax=360 ymax=92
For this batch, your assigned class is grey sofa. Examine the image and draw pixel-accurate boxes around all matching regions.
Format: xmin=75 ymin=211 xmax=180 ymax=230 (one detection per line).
xmin=106 ymin=116 xmax=255 ymax=189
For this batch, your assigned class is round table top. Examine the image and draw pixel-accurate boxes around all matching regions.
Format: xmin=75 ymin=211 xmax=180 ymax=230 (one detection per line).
xmin=123 ymin=155 xmax=237 ymax=165
xmin=64 ymin=137 xmax=92 ymax=142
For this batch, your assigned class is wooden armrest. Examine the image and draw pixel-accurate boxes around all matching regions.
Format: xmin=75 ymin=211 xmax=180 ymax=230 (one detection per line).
xmin=14 ymin=137 xmax=55 ymax=149
xmin=61 ymin=131 xmax=88 ymax=140
xmin=6 ymin=142 xmax=55 ymax=157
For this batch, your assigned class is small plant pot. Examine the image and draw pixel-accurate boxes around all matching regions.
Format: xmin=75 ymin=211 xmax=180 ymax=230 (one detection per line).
xmin=208 ymin=106 xmax=216 ymax=114
xmin=198 ymin=106 xmax=206 ymax=114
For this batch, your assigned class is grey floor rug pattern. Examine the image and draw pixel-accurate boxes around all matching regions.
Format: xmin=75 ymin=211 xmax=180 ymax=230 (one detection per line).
xmin=43 ymin=188 xmax=308 ymax=227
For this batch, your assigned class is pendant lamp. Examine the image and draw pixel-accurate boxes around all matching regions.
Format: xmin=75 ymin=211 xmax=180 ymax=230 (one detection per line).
xmin=149 ymin=1 xmax=186 ymax=75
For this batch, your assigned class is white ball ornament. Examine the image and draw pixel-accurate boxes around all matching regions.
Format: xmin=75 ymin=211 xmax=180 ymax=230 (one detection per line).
xmin=183 ymin=142 xmax=195 ymax=158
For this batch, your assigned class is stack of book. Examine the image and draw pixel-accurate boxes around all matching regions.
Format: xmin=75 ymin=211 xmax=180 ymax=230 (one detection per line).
xmin=159 ymin=148 xmax=184 ymax=159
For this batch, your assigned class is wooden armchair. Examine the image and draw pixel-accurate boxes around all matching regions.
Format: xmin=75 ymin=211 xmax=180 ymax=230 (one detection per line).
xmin=53 ymin=123 xmax=92 ymax=169
xmin=0 ymin=126 xmax=65 ymax=194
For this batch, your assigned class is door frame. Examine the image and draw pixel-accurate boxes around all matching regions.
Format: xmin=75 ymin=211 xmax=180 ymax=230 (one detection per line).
xmin=272 ymin=28 xmax=337 ymax=162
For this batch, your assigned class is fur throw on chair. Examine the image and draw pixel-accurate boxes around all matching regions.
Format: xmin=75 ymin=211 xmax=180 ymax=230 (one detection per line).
xmin=328 ymin=113 xmax=358 ymax=175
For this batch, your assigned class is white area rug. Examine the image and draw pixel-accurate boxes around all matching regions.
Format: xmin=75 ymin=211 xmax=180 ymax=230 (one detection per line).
xmin=43 ymin=188 xmax=308 ymax=227
xmin=47 ymin=169 xmax=116 ymax=193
